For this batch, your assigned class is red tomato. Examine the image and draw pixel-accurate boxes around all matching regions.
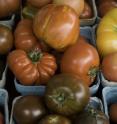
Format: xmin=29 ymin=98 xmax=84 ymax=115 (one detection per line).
xmin=60 ymin=36 xmax=100 ymax=86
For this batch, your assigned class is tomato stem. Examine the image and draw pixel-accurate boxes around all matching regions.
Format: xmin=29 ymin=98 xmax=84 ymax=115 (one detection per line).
xmin=28 ymin=50 xmax=43 ymax=62
xmin=88 ymin=67 xmax=99 ymax=82
xmin=86 ymin=107 xmax=97 ymax=117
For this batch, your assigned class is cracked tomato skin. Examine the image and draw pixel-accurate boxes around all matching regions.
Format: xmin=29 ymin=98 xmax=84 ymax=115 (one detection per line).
xmin=96 ymin=8 xmax=117 ymax=57
xmin=38 ymin=114 xmax=71 ymax=124
xmin=61 ymin=36 xmax=100 ymax=86
xmin=45 ymin=73 xmax=90 ymax=116
xmin=33 ymin=4 xmax=79 ymax=51
xmin=7 ymin=49 xmax=57 ymax=85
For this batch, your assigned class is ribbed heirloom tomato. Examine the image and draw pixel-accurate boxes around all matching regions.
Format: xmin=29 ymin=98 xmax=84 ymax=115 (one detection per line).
xmin=0 ymin=25 xmax=13 ymax=55
xmin=38 ymin=114 xmax=71 ymax=124
xmin=61 ymin=36 xmax=100 ymax=86
xmin=14 ymin=19 xmax=41 ymax=52
xmin=33 ymin=4 xmax=79 ymax=51
xmin=7 ymin=49 xmax=57 ymax=85
xmin=74 ymin=107 xmax=109 ymax=124
xmin=13 ymin=95 xmax=46 ymax=124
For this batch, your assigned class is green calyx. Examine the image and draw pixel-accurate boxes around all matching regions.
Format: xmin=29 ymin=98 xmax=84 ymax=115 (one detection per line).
xmin=86 ymin=106 xmax=97 ymax=118
xmin=28 ymin=50 xmax=43 ymax=63
xmin=88 ymin=67 xmax=99 ymax=82
xmin=49 ymin=92 xmax=66 ymax=105
xmin=22 ymin=5 xmax=38 ymax=19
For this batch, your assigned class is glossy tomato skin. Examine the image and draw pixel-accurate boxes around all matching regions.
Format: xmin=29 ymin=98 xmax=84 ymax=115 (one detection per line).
xmin=109 ymin=103 xmax=117 ymax=123
xmin=102 ymin=52 xmax=117 ymax=82
xmin=38 ymin=114 xmax=71 ymax=124
xmin=7 ymin=50 xmax=57 ymax=85
xmin=96 ymin=8 xmax=117 ymax=57
xmin=74 ymin=107 xmax=109 ymax=124
xmin=80 ymin=2 xmax=93 ymax=19
xmin=15 ymin=19 xmax=41 ymax=52
xmin=13 ymin=95 xmax=46 ymax=124
xmin=0 ymin=112 xmax=4 ymax=124
xmin=45 ymin=73 xmax=90 ymax=116
xmin=0 ymin=25 xmax=13 ymax=55
xmin=0 ymin=0 xmax=20 ymax=18
xmin=33 ymin=4 xmax=79 ymax=51
xmin=61 ymin=36 xmax=100 ymax=86
xmin=27 ymin=0 xmax=52 ymax=8
xmin=53 ymin=0 xmax=84 ymax=16
xmin=98 ymin=0 xmax=117 ymax=17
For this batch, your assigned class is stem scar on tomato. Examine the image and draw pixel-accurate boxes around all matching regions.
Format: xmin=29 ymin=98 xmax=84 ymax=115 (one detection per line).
xmin=88 ymin=66 xmax=99 ymax=82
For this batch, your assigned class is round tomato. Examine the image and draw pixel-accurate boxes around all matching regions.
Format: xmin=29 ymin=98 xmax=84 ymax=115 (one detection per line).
xmin=13 ymin=95 xmax=46 ymax=124
xmin=15 ymin=19 xmax=42 ymax=52
xmin=96 ymin=8 xmax=117 ymax=57
xmin=45 ymin=73 xmax=90 ymax=116
xmin=33 ymin=4 xmax=79 ymax=51
xmin=0 ymin=25 xmax=13 ymax=55
xmin=74 ymin=107 xmax=109 ymax=124
xmin=27 ymin=0 xmax=52 ymax=8
xmin=0 ymin=112 xmax=4 ymax=124
xmin=52 ymin=0 xmax=84 ymax=16
xmin=98 ymin=0 xmax=117 ymax=17
xmin=38 ymin=114 xmax=71 ymax=124
xmin=0 ymin=0 xmax=20 ymax=18
xmin=102 ymin=52 xmax=117 ymax=82
xmin=80 ymin=2 xmax=93 ymax=19
xmin=109 ymin=103 xmax=117 ymax=123
xmin=7 ymin=49 xmax=57 ymax=85
xmin=61 ymin=36 xmax=100 ymax=86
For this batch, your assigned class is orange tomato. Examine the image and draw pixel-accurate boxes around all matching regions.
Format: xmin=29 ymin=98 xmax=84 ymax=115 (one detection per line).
xmin=33 ymin=4 xmax=79 ymax=51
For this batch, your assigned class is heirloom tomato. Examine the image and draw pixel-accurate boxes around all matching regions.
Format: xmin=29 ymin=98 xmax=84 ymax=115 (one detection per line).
xmin=33 ymin=4 xmax=79 ymax=51
xmin=45 ymin=73 xmax=90 ymax=116
xmin=7 ymin=49 xmax=57 ymax=85
xmin=0 ymin=25 xmax=13 ymax=55
xmin=38 ymin=114 xmax=71 ymax=124
xmin=15 ymin=19 xmax=41 ymax=52
xmin=96 ymin=8 xmax=117 ymax=57
xmin=109 ymin=103 xmax=117 ymax=123
xmin=98 ymin=0 xmax=117 ymax=17
xmin=61 ymin=36 xmax=100 ymax=86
